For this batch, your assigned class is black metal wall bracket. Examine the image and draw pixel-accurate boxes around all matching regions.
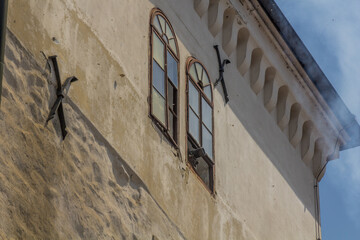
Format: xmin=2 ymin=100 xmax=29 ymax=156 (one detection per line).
xmin=46 ymin=55 xmax=78 ymax=140
xmin=214 ymin=45 xmax=230 ymax=103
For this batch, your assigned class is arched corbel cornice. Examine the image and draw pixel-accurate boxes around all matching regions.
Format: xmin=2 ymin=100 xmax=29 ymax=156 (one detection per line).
xmin=237 ymin=28 xmax=257 ymax=75
xmin=189 ymin=0 xmax=341 ymax=176
xmin=301 ymin=121 xmax=317 ymax=166
xmin=263 ymin=70 xmax=280 ymax=112
xmin=208 ymin=0 xmax=227 ymax=36
xmin=248 ymin=48 xmax=263 ymax=87
xmin=222 ymin=8 xmax=242 ymax=56
xmin=276 ymin=86 xmax=293 ymax=130
xmin=251 ymin=57 xmax=271 ymax=94
xmin=289 ymin=103 xmax=304 ymax=147
xmin=194 ymin=0 xmax=210 ymax=17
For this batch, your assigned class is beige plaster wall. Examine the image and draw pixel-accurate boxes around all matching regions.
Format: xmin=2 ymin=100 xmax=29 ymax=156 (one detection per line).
xmin=2 ymin=0 xmax=323 ymax=239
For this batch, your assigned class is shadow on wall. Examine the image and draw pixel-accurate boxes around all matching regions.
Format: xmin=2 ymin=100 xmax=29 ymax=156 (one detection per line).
xmin=0 ymin=29 xmax=186 ymax=240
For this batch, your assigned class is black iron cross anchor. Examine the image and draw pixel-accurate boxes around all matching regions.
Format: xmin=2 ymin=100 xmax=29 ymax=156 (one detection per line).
xmin=46 ymin=56 xmax=78 ymax=140
xmin=214 ymin=45 xmax=230 ymax=103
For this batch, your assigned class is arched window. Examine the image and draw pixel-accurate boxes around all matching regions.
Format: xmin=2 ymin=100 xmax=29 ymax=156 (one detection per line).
xmin=149 ymin=9 xmax=179 ymax=144
xmin=186 ymin=58 xmax=214 ymax=192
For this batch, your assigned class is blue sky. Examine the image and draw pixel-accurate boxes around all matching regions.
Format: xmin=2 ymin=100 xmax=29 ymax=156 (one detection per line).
xmin=274 ymin=1 xmax=360 ymax=239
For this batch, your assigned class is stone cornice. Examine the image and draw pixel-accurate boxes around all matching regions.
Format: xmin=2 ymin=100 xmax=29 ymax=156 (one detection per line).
xmin=191 ymin=0 xmax=349 ymax=180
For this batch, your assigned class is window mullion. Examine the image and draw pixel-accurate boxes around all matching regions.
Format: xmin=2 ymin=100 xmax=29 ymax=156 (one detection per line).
xmin=199 ymin=92 xmax=203 ymax=146
xmin=150 ymin=29 xmax=154 ymax=118
xmin=203 ymin=122 xmax=212 ymax=134
xmin=165 ymin=46 xmax=169 ymax=130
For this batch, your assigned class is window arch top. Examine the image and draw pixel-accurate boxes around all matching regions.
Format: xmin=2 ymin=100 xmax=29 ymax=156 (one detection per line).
xmin=151 ymin=10 xmax=178 ymax=56
xmin=187 ymin=59 xmax=213 ymax=102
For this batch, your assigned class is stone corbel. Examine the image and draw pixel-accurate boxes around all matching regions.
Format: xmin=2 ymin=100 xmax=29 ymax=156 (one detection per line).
xmin=263 ymin=71 xmax=280 ymax=112
xmin=250 ymin=57 xmax=271 ymax=95
xmin=222 ymin=8 xmax=242 ymax=56
xmin=289 ymin=104 xmax=305 ymax=147
xmin=208 ymin=0 xmax=228 ymax=36
xmin=276 ymin=86 xmax=294 ymax=130
xmin=237 ymin=30 xmax=257 ymax=75
xmin=301 ymin=122 xmax=317 ymax=167
xmin=194 ymin=0 xmax=210 ymax=17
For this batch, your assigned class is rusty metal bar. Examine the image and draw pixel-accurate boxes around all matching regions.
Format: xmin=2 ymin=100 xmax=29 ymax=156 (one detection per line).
xmin=214 ymin=45 xmax=230 ymax=103
xmin=46 ymin=56 xmax=78 ymax=140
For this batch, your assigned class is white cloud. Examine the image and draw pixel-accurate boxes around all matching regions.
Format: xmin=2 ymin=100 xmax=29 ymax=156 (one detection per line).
xmin=332 ymin=148 xmax=360 ymax=226
xmin=276 ymin=0 xmax=360 ymax=227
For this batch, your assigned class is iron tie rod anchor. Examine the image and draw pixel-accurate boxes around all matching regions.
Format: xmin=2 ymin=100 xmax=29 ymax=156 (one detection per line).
xmin=214 ymin=45 xmax=230 ymax=103
xmin=46 ymin=55 xmax=78 ymax=140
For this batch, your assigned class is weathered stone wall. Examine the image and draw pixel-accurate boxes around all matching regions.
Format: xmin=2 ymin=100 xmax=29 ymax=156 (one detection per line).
xmin=0 ymin=0 xmax=341 ymax=239
xmin=0 ymin=30 xmax=186 ymax=240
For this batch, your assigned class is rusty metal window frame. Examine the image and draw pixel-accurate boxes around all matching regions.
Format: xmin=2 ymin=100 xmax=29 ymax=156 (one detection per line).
xmin=186 ymin=57 xmax=215 ymax=193
xmin=149 ymin=8 xmax=180 ymax=146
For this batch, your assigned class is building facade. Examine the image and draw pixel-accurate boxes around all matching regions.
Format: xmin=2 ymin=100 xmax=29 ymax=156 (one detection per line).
xmin=0 ymin=0 xmax=359 ymax=239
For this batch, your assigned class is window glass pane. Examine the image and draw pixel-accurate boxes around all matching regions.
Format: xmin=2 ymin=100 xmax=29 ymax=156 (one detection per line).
xmin=195 ymin=63 xmax=203 ymax=83
xmin=202 ymin=97 xmax=212 ymax=131
xmin=189 ymin=64 xmax=198 ymax=82
xmin=203 ymin=85 xmax=212 ymax=101
xmin=158 ymin=15 xmax=166 ymax=33
xmin=152 ymin=60 xmax=165 ymax=96
xmin=188 ymin=80 xmax=199 ymax=115
xmin=189 ymin=108 xmax=200 ymax=143
xmin=153 ymin=16 xmax=162 ymax=34
xmin=168 ymin=81 xmax=177 ymax=112
xmin=169 ymin=112 xmax=177 ymax=140
xmin=169 ymin=39 xmax=177 ymax=55
xmin=153 ymin=32 xmax=165 ymax=69
xmin=152 ymin=88 xmax=166 ymax=125
xmin=167 ymin=51 xmax=178 ymax=87
xmin=202 ymin=125 xmax=213 ymax=159
xmin=194 ymin=157 xmax=210 ymax=188
xmin=166 ymin=23 xmax=174 ymax=39
xmin=202 ymin=71 xmax=210 ymax=85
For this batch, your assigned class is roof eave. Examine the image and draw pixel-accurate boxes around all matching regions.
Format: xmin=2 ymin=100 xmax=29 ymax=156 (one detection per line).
xmin=255 ymin=0 xmax=360 ymax=151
